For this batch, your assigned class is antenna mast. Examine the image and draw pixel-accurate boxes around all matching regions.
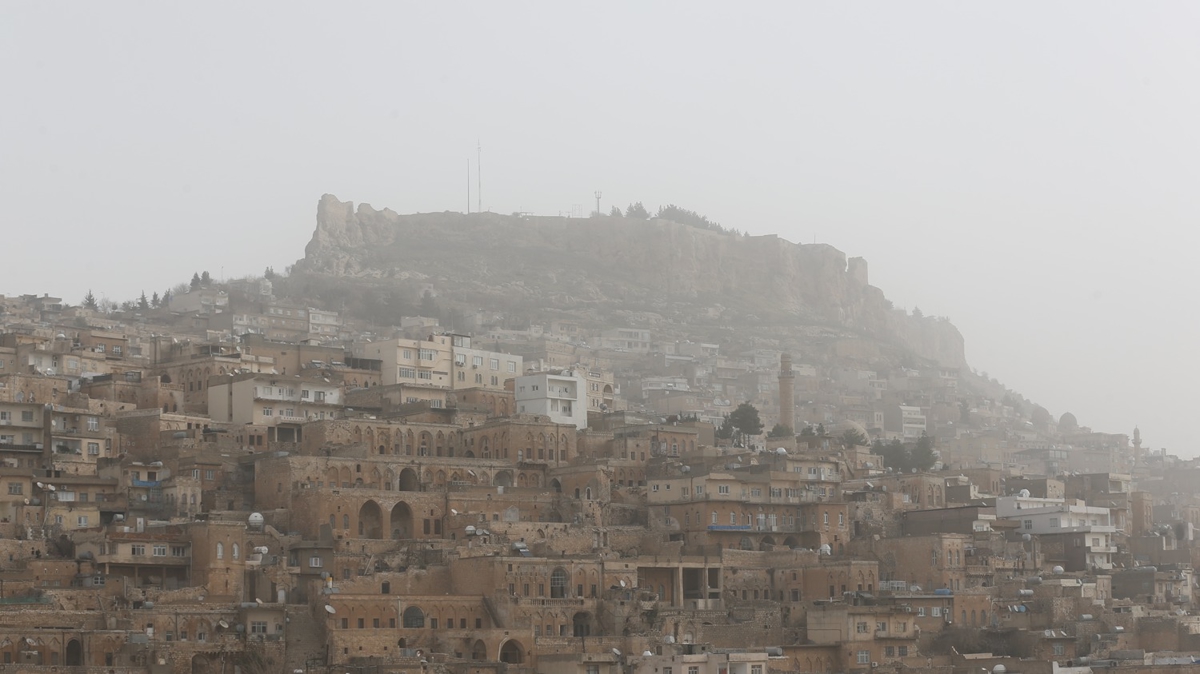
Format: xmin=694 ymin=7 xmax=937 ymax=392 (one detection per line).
xmin=595 ymin=191 xmax=602 ymax=216
xmin=467 ymin=159 xmax=471 ymax=214
xmin=477 ymin=140 xmax=482 ymax=213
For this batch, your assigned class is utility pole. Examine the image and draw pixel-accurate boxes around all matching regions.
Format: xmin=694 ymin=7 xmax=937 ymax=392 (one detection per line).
xmin=466 ymin=159 xmax=471 ymax=214
xmin=594 ymin=191 xmax=602 ymax=216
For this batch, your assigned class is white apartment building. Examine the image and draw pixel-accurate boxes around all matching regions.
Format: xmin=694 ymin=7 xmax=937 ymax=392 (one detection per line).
xmin=515 ymin=370 xmax=587 ymax=429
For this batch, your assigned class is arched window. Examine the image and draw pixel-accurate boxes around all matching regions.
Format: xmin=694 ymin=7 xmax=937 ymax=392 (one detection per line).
xmin=343 ymin=514 xmax=350 ymax=529
xmin=216 ymin=542 xmax=224 ymax=560
xmin=550 ymin=568 xmax=569 ymax=598
xmin=232 ymin=543 xmax=239 ymax=560
xmin=402 ymin=606 xmax=425 ymax=628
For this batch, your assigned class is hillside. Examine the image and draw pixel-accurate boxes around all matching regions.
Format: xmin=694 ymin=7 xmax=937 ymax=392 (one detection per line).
xmin=294 ymin=194 xmax=966 ymax=369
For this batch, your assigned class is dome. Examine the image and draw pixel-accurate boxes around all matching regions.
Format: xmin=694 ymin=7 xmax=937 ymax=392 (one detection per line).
xmin=831 ymin=420 xmax=870 ymax=445
xmin=247 ymin=512 xmax=265 ymax=526
xmin=1058 ymin=412 xmax=1079 ymax=434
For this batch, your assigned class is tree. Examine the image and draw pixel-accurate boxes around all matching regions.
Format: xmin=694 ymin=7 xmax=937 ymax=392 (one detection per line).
xmin=911 ymin=433 xmax=937 ymax=471
xmin=200 ymin=271 xmax=212 ymax=286
xmin=655 ymin=204 xmax=725 ymax=233
xmin=716 ymin=416 xmax=735 ymax=441
xmin=190 ymin=273 xmax=201 ymax=290
xmin=840 ymin=428 xmax=869 ymax=448
xmin=138 ymin=292 xmax=150 ymax=310
xmin=728 ymin=402 xmax=763 ymax=439
xmin=609 ymin=206 xmax=622 ymax=217
xmin=264 ymin=266 xmax=276 ymax=280
xmin=816 ymin=423 xmax=826 ymax=436
xmin=912 ymin=306 xmax=923 ymax=318
xmin=150 ymin=291 xmax=160 ymax=308
xmin=800 ymin=425 xmax=816 ymax=438
xmin=767 ymin=423 xmax=792 ymax=438
xmin=625 ymin=202 xmax=650 ymax=219
xmin=162 ymin=289 xmax=172 ymax=306
xmin=83 ymin=290 xmax=98 ymax=310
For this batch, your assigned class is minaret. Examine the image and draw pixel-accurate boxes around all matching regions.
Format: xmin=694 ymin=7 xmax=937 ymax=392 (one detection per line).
xmin=1132 ymin=426 xmax=1142 ymax=460
xmin=779 ymin=353 xmax=795 ymax=434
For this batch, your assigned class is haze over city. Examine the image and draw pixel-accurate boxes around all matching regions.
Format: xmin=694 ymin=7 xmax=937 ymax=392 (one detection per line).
xmin=3 ymin=1 xmax=1198 ymax=454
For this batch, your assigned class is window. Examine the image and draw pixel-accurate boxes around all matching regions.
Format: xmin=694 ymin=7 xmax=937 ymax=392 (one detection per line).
xmin=857 ymin=651 xmax=870 ymax=665
xmin=417 ymin=370 xmax=432 ymax=380
xmin=172 ymin=546 xmax=186 ymax=557
xmin=419 ymin=349 xmax=437 ymax=361
xmin=205 ymin=470 xmax=215 ymax=481
xmin=931 ymin=607 xmax=942 ymax=617
xmin=250 ymin=622 xmax=268 ymax=634
xmin=216 ymin=543 xmax=224 ymax=559
xmin=473 ymin=356 xmax=483 ymax=367
xmin=898 ymin=646 xmax=908 ymax=657
xmin=1050 ymin=517 xmax=1059 ymax=528
xmin=88 ymin=442 xmax=100 ymax=455
xmin=6 ymin=483 xmax=21 ymax=495
xmin=856 ymin=621 xmax=868 ymax=633
xmin=21 ymin=410 xmax=33 ymax=422
xmin=309 ymin=556 xmax=322 ymax=568
xmin=885 ymin=646 xmax=895 ymax=657
xmin=718 ymin=485 xmax=730 ymax=494
xmin=153 ymin=545 xmax=167 ymax=556
xmin=695 ymin=485 xmax=703 ymax=495
xmin=261 ymin=407 xmax=273 ymax=417
xmin=877 ymin=622 xmax=887 ymax=632
xmin=77 ymin=515 xmax=89 ymax=527
xmin=490 ymin=358 xmax=499 ymax=370
xmin=87 ymin=417 xmax=99 ymax=431
xmin=688 ymin=667 xmax=700 ymax=674
xmin=918 ymin=607 xmax=926 ymax=616
xmin=1024 ymin=520 xmax=1032 ymax=530
xmin=751 ymin=667 xmax=763 ymax=674
xmin=131 ymin=545 xmax=146 ymax=556
xmin=508 ymin=361 xmax=516 ymax=373
xmin=1053 ymin=643 xmax=1065 ymax=656
xmin=399 ymin=368 xmax=416 ymax=379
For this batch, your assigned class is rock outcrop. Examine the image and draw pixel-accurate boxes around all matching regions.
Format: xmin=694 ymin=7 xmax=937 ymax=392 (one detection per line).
xmin=299 ymin=195 xmax=966 ymax=368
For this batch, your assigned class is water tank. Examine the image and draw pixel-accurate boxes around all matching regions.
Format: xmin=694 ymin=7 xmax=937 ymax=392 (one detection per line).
xmin=1018 ymin=489 xmax=1031 ymax=498
xmin=1022 ymin=533 xmax=1032 ymax=542
xmin=1018 ymin=589 xmax=1034 ymax=597
xmin=818 ymin=544 xmax=832 ymax=555
xmin=1114 ymin=626 xmax=1124 ymax=633
xmin=1027 ymin=576 xmax=1043 ymax=585
xmin=1080 ymin=614 xmax=1094 ymax=621
xmin=934 ymin=588 xmax=953 ymax=596
xmin=1052 ymin=565 xmax=1065 ymax=575
xmin=247 ymin=512 xmax=265 ymax=527
xmin=993 ymin=666 xmax=1007 ymax=674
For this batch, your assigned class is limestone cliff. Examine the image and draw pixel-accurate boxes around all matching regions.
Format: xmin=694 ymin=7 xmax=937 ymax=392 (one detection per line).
xmin=298 ymin=195 xmax=966 ymax=368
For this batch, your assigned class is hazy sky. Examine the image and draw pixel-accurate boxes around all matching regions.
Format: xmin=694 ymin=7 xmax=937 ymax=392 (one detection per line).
xmin=3 ymin=3 xmax=1198 ymax=454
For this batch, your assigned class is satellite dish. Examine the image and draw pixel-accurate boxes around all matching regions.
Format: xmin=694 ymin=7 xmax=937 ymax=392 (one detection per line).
xmin=450 ymin=509 xmax=459 ymax=515
xmin=256 ymin=598 xmax=264 ymax=606
xmin=218 ymin=620 xmax=229 ymax=629
xmin=664 ymin=635 xmax=676 ymax=644
xmin=468 ymin=470 xmax=476 ymax=477
xmin=35 ymin=482 xmax=44 ymax=489
xmin=619 ymin=579 xmax=626 ymax=588
xmin=612 ymin=649 xmax=622 ymax=657
xmin=324 ymin=605 xmax=336 ymax=614
xmin=643 ymin=651 xmax=654 ymax=657
xmin=47 ymin=484 xmax=56 ymax=491
xmin=23 ymin=499 xmax=29 ymax=505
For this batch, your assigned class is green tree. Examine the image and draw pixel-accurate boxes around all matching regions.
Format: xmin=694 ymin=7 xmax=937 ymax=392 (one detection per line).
xmin=728 ymin=402 xmax=763 ymax=441
xmin=609 ymin=205 xmax=622 ymax=217
xmin=150 ymin=291 xmax=160 ymax=308
xmin=840 ymin=428 xmax=869 ymax=447
xmin=138 ymin=292 xmax=150 ymax=310
xmin=83 ymin=290 xmax=98 ymax=310
xmin=200 ymin=271 xmax=212 ymax=286
xmin=625 ymin=202 xmax=650 ymax=219
xmin=800 ymin=425 xmax=816 ymax=438
xmin=911 ymin=433 xmax=937 ymax=471
xmin=767 ymin=423 xmax=792 ymax=438
xmin=716 ymin=416 xmax=735 ymax=441
xmin=190 ymin=273 xmax=201 ymax=290
xmin=816 ymin=423 xmax=826 ymax=436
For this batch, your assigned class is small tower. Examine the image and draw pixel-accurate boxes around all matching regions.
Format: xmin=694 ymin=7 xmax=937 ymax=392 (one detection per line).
xmin=1133 ymin=426 xmax=1142 ymax=460
xmin=778 ymin=353 xmax=795 ymax=435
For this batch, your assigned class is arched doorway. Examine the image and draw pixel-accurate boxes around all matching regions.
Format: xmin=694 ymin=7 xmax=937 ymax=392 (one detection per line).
xmin=398 ymin=468 xmax=420 ymax=492
xmin=471 ymin=639 xmax=487 ymax=660
xmin=493 ymin=471 xmax=513 ymax=488
xmin=572 ymin=611 xmax=593 ymax=637
xmin=358 ymin=501 xmax=383 ymax=539
xmin=391 ymin=502 xmax=414 ymax=539
xmin=499 ymin=639 xmax=524 ymax=664
xmin=760 ymin=535 xmax=776 ymax=550
xmin=65 ymin=639 xmax=83 ymax=666
xmin=550 ymin=478 xmax=562 ymax=493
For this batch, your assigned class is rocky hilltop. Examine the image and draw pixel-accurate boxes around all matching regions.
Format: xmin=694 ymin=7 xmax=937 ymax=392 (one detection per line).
xmin=298 ymin=195 xmax=966 ymax=368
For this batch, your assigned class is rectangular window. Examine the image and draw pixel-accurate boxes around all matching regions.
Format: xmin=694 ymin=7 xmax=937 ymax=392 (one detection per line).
xmin=309 ymin=557 xmax=322 ymax=568
xmin=718 ymin=485 xmax=730 ymax=494
xmin=77 ymin=516 xmax=89 ymax=527
xmin=88 ymin=442 xmax=100 ymax=455
xmin=153 ymin=545 xmax=167 ymax=556
xmin=898 ymin=647 xmax=908 ymax=657
xmin=419 ymin=349 xmax=437 ymax=361
xmin=6 ymin=483 xmax=21 ymax=495
xmin=857 ymin=622 xmax=868 ymax=633
xmin=931 ymin=607 xmax=941 ymax=617
xmin=399 ymin=368 xmax=416 ymax=379
xmin=490 ymin=358 xmax=499 ymax=370
xmin=418 ymin=370 xmax=432 ymax=380
xmin=857 ymin=651 xmax=870 ymax=665
xmin=87 ymin=417 xmax=100 ymax=431
xmin=21 ymin=411 xmax=33 ymax=422
xmin=508 ymin=361 xmax=516 ymax=373
xmin=473 ymin=356 xmax=483 ymax=367
xmin=172 ymin=546 xmax=186 ymax=556
xmin=251 ymin=622 xmax=268 ymax=634
xmin=131 ymin=545 xmax=145 ymax=556
xmin=261 ymin=407 xmax=273 ymax=417
xmin=205 ymin=470 xmax=215 ymax=481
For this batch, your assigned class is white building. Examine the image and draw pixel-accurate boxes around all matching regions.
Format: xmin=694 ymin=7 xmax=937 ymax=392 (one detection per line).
xmin=208 ymin=373 xmax=342 ymax=442
xmin=996 ymin=495 xmax=1114 ymax=534
xmin=515 ymin=370 xmax=587 ymax=429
